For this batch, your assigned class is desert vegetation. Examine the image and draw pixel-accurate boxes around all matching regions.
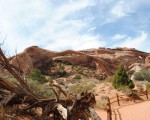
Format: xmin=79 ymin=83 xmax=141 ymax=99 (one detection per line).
xmin=29 ymin=68 xmax=47 ymax=83
xmin=113 ymin=64 xmax=135 ymax=90
xmin=0 ymin=47 xmax=101 ymax=120
xmin=134 ymin=70 xmax=150 ymax=82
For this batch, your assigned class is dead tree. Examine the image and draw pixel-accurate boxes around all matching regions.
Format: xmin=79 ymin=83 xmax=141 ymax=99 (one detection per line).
xmin=0 ymin=47 xmax=101 ymax=120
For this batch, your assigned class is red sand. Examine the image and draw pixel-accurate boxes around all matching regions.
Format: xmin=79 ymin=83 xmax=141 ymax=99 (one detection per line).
xmin=96 ymin=101 xmax=150 ymax=120
xmin=113 ymin=101 xmax=150 ymax=120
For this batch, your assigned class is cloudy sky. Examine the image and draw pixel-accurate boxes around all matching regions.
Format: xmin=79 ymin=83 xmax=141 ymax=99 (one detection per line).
xmin=0 ymin=0 xmax=150 ymax=55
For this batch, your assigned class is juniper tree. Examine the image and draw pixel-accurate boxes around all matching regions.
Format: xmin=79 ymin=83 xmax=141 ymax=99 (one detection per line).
xmin=113 ymin=64 xmax=135 ymax=90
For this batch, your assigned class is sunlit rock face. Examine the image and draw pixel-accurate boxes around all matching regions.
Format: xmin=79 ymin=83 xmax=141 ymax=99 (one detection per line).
xmin=10 ymin=52 xmax=33 ymax=75
xmin=145 ymin=56 xmax=150 ymax=70
xmin=129 ymin=63 xmax=144 ymax=80
xmin=9 ymin=46 xmax=150 ymax=76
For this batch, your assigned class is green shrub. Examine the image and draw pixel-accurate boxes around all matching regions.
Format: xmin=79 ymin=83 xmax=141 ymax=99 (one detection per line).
xmin=113 ymin=64 xmax=135 ymax=90
xmin=27 ymin=78 xmax=54 ymax=98
xmin=52 ymin=62 xmax=67 ymax=77
xmin=5 ymin=77 xmax=17 ymax=84
xmin=146 ymin=82 xmax=150 ymax=91
xmin=120 ymin=86 xmax=132 ymax=94
xmin=134 ymin=70 xmax=150 ymax=82
xmin=69 ymin=83 xmax=94 ymax=94
xmin=136 ymin=83 xmax=145 ymax=92
xmin=29 ymin=68 xmax=47 ymax=83
xmin=74 ymin=75 xmax=81 ymax=80
xmin=96 ymin=96 xmax=108 ymax=110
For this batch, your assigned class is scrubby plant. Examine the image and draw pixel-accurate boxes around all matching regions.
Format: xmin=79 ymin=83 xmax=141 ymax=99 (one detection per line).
xmin=29 ymin=68 xmax=47 ymax=83
xmin=6 ymin=77 xmax=17 ymax=84
xmin=69 ymin=83 xmax=94 ymax=94
xmin=51 ymin=62 xmax=67 ymax=77
xmin=96 ymin=96 xmax=108 ymax=110
xmin=27 ymin=78 xmax=54 ymax=97
xmin=134 ymin=70 xmax=150 ymax=82
xmin=113 ymin=64 xmax=135 ymax=90
xmin=120 ymin=86 xmax=132 ymax=95
xmin=105 ymin=76 xmax=114 ymax=83
xmin=146 ymin=82 xmax=150 ymax=91
xmin=73 ymin=74 xmax=82 ymax=80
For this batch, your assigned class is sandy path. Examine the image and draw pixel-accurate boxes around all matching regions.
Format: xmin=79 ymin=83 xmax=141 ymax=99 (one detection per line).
xmin=95 ymin=108 xmax=107 ymax=120
xmin=112 ymin=101 xmax=150 ymax=120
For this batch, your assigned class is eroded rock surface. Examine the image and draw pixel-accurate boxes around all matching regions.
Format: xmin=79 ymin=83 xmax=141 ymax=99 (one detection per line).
xmin=10 ymin=46 xmax=150 ymax=76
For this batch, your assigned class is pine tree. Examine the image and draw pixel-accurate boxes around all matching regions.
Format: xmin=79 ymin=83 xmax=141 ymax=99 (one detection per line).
xmin=113 ymin=64 xmax=134 ymax=90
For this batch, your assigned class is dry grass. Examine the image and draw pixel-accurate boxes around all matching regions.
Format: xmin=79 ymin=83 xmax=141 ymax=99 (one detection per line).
xmin=96 ymin=96 xmax=108 ymax=110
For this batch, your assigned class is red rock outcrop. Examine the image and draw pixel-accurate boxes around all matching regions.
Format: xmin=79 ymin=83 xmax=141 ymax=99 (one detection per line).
xmin=9 ymin=46 xmax=150 ymax=76
xmin=10 ymin=52 xmax=33 ymax=75
xmin=145 ymin=56 xmax=150 ymax=69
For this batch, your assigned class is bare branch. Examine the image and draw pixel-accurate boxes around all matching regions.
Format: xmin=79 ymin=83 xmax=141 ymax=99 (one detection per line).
xmin=53 ymin=84 xmax=68 ymax=98
xmin=50 ymin=87 xmax=60 ymax=101
xmin=0 ymin=48 xmax=34 ymax=96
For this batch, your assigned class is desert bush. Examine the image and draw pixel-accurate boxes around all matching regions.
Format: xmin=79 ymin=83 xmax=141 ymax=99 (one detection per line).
xmin=73 ymin=74 xmax=82 ymax=80
xmin=146 ymin=82 xmax=150 ymax=91
xmin=69 ymin=83 xmax=94 ymax=94
xmin=135 ymin=82 xmax=146 ymax=93
xmin=45 ymin=76 xmax=54 ymax=85
xmin=51 ymin=62 xmax=67 ymax=77
xmin=105 ymin=76 xmax=113 ymax=83
xmin=29 ymin=68 xmax=47 ymax=83
xmin=96 ymin=96 xmax=108 ymax=110
xmin=121 ymin=86 xmax=132 ymax=95
xmin=5 ymin=77 xmax=17 ymax=84
xmin=113 ymin=64 xmax=135 ymax=90
xmin=27 ymin=78 xmax=54 ymax=98
xmin=134 ymin=70 xmax=150 ymax=82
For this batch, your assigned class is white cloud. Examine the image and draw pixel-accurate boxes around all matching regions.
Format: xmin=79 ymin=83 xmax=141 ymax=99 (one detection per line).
xmin=112 ymin=34 xmax=127 ymax=40
xmin=111 ymin=1 xmax=127 ymax=17
xmin=113 ymin=31 xmax=148 ymax=50
xmin=0 ymin=0 xmax=104 ymax=55
xmin=45 ymin=34 xmax=105 ymax=51
xmin=0 ymin=0 xmax=150 ymax=55
xmin=55 ymin=0 xmax=95 ymax=20
xmin=102 ymin=0 xmax=142 ymax=24
xmin=87 ymin=27 xmax=96 ymax=32
xmin=110 ymin=0 xmax=150 ymax=19
xmin=96 ymin=0 xmax=133 ymax=25
xmin=0 ymin=0 xmax=52 ymax=55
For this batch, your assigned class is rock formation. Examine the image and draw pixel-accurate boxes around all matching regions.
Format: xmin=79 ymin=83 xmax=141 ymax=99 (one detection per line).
xmin=9 ymin=46 xmax=150 ymax=76
xmin=145 ymin=56 xmax=150 ymax=69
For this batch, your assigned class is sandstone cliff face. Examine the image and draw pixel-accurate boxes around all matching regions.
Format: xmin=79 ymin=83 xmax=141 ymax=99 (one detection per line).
xmin=145 ymin=56 xmax=150 ymax=69
xmin=93 ymin=48 xmax=148 ymax=71
xmin=10 ymin=46 xmax=150 ymax=76
xmin=24 ymin=46 xmax=56 ymax=74
xmin=10 ymin=52 xmax=33 ymax=75
xmin=53 ymin=55 xmax=96 ymax=69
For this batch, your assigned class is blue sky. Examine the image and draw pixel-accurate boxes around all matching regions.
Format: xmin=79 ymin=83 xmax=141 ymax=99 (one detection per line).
xmin=0 ymin=0 xmax=150 ymax=55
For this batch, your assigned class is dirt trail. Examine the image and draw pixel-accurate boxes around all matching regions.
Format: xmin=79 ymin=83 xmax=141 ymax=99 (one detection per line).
xmin=95 ymin=108 xmax=107 ymax=120
xmin=112 ymin=101 xmax=150 ymax=120
xmin=96 ymin=101 xmax=150 ymax=120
